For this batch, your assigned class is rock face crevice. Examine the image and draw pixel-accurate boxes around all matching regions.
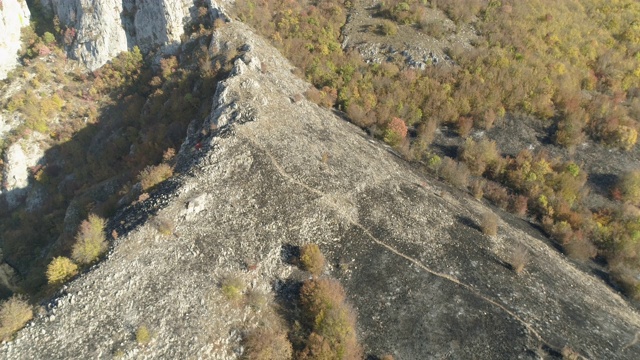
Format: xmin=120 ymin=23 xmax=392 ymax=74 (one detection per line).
xmin=2 ymin=14 xmax=640 ymax=360
xmin=0 ymin=0 xmax=30 ymax=79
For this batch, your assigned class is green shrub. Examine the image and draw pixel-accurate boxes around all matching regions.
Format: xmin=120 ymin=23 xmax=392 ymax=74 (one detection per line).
xmin=300 ymin=243 xmax=326 ymax=276
xmin=421 ymin=20 xmax=445 ymax=39
xmin=42 ymin=32 xmax=56 ymax=45
xmin=0 ymin=296 xmax=33 ymax=341
xmin=221 ymin=275 xmax=245 ymax=303
xmin=427 ymin=154 xmax=442 ymax=173
xmin=139 ymin=163 xmax=174 ymax=191
xmin=136 ymin=325 xmax=151 ymax=345
xmin=555 ymin=108 xmax=587 ymax=148
xmin=71 ymin=214 xmax=107 ymax=265
xmin=46 ymin=256 xmax=78 ymax=284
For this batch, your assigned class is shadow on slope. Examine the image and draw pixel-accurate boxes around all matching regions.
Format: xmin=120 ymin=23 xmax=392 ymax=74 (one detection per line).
xmin=0 ymin=21 xmax=234 ymax=298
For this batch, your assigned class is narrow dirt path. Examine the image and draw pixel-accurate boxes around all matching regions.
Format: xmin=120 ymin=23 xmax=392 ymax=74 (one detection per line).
xmin=240 ymin=132 xmax=588 ymax=358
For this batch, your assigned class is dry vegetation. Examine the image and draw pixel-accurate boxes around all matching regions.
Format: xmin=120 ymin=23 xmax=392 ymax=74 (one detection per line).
xmin=299 ymin=243 xmax=326 ymax=276
xmin=481 ymin=212 xmax=498 ymax=237
xmin=508 ymin=244 xmax=529 ymax=275
xmin=297 ymin=278 xmax=363 ymax=359
xmin=243 ymin=326 xmax=293 ymax=360
xmin=0 ymin=296 xmax=33 ymax=341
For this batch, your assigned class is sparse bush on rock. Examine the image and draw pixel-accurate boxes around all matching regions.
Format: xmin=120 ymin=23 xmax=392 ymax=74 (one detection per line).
xmin=0 ymin=296 xmax=33 ymax=342
xmin=71 ymin=214 xmax=107 ymax=265
xmin=46 ymin=257 xmax=78 ymax=284
xmin=481 ymin=212 xmax=498 ymax=236
xmin=509 ymin=245 xmax=529 ymax=274
xmin=221 ymin=275 xmax=245 ymax=303
xmin=153 ymin=216 xmax=175 ymax=236
xmin=300 ymin=243 xmax=325 ymax=276
xmin=139 ymin=163 xmax=174 ymax=191
xmin=136 ymin=325 xmax=151 ymax=345
xmin=560 ymin=346 xmax=581 ymax=360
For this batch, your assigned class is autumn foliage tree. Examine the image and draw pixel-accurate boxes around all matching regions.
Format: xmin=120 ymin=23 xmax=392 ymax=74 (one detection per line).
xmin=71 ymin=214 xmax=107 ymax=265
xmin=298 ymin=278 xmax=363 ymax=360
xmin=384 ymin=117 xmax=408 ymax=147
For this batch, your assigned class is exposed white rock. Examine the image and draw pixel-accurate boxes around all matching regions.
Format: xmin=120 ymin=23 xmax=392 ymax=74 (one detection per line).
xmin=1 ymin=138 xmax=44 ymax=209
xmin=47 ymin=0 xmax=210 ymax=70
xmin=48 ymin=0 xmax=129 ymax=71
xmin=134 ymin=0 xmax=192 ymax=53
xmin=0 ymin=0 xmax=30 ymax=79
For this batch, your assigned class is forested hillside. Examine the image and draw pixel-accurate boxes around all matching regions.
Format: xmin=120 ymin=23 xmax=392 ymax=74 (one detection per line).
xmin=231 ymin=0 xmax=640 ymax=299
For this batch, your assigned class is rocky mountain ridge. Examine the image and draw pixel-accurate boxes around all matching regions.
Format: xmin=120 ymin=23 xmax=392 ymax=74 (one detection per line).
xmin=0 ymin=15 xmax=639 ymax=359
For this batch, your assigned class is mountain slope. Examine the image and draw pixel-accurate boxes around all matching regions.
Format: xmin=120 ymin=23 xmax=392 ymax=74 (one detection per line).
xmin=1 ymin=20 xmax=640 ymax=359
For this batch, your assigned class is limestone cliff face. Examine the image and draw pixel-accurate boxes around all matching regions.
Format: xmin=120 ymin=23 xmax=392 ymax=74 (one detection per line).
xmin=0 ymin=0 xmax=30 ymax=79
xmin=47 ymin=0 xmax=209 ymax=70
xmin=1 ymin=138 xmax=44 ymax=210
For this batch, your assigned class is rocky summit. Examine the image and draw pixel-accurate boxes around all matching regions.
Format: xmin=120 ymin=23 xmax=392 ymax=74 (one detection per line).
xmin=0 ymin=16 xmax=639 ymax=359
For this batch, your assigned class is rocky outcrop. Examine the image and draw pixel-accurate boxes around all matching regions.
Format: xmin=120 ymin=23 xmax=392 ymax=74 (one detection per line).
xmin=1 ymin=138 xmax=44 ymax=210
xmin=1 ymin=19 xmax=640 ymax=359
xmin=47 ymin=0 xmax=217 ymax=70
xmin=0 ymin=0 xmax=30 ymax=79
xmin=47 ymin=0 xmax=128 ymax=70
